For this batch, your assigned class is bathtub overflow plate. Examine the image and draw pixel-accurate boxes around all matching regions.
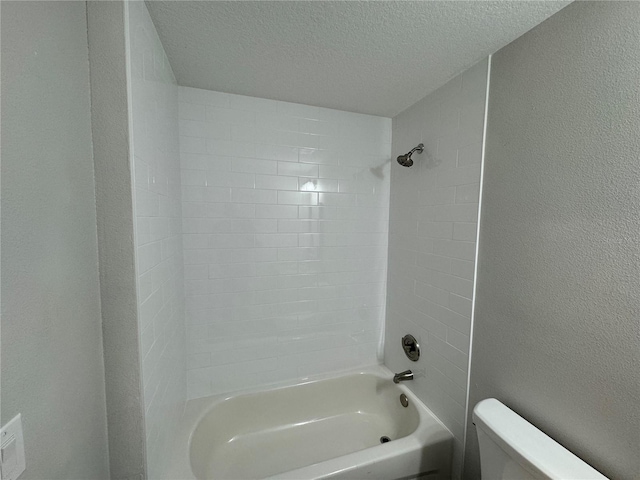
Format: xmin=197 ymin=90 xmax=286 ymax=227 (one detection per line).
xmin=401 ymin=334 xmax=420 ymax=361
xmin=400 ymin=394 xmax=409 ymax=408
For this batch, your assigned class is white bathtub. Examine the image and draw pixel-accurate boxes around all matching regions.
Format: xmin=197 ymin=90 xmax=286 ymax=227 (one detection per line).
xmin=163 ymin=365 xmax=452 ymax=480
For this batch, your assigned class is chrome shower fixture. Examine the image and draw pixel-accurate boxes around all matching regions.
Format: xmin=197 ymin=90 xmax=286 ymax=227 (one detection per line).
xmin=397 ymin=143 xmax=424 ymax=167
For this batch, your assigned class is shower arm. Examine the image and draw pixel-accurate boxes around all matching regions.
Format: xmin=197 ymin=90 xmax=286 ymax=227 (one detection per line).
xmin=407 ymin=144 xmax=424 ymax=156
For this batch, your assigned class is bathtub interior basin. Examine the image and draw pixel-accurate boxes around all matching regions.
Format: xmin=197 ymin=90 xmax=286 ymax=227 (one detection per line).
xmin=185 ymin=366 xmax=453 ymax=480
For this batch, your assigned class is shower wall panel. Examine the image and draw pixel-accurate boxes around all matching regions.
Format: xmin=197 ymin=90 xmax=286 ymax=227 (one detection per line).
xmin=384 ymin=59 xmax=489 ymax=478
xmin=178 ymin=87 xmax=392 ymax=398
xmin=126 ymin=2 xmax=186 ymax=477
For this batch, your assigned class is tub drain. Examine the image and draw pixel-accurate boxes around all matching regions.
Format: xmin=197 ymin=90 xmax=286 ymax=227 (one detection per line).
xmin=380 ymin=436 xmax=391 ymax=444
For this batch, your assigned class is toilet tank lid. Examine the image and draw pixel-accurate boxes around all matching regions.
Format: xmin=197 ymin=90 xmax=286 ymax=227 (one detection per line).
xmin=472 ymin=399 xmax=608 ymax=480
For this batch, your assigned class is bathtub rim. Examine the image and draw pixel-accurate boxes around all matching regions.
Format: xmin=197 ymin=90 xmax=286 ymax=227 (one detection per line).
xmin=161 ymin=363 xmax=453 ymax=480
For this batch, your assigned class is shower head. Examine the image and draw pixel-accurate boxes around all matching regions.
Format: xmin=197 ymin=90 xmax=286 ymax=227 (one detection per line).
xmin=396 ymin=153 xmax=414 ymax=167
xmin=397 ymin=144 xmax=424 ymax=167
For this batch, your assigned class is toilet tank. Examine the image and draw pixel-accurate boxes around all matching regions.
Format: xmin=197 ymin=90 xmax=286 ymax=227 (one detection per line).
xmin=472 ymin=399 xmax=608 ymax=480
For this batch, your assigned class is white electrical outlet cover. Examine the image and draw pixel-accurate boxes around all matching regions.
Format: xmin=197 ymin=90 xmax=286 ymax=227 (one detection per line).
xmin=1 ymin=414 xmax=26 ymax=480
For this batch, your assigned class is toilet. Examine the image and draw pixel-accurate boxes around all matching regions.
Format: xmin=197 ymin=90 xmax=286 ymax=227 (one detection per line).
xmin=473 ymin=398 xmax=608 ymax=479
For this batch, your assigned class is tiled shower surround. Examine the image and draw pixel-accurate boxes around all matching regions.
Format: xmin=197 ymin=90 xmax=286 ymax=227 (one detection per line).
xmin=127 ymin=2 xmax=186 ymax=477
xmin=126 ymin=3 xmax=486 ymax=469
xmin=178 ymin=87 xmax=392 ymax=398
xmin=384 ymin=59 xmax=488 ymax=476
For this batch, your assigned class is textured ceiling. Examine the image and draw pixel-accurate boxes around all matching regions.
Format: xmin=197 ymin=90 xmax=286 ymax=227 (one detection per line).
xmin=146 ymin=1 xmax=570 ymax=117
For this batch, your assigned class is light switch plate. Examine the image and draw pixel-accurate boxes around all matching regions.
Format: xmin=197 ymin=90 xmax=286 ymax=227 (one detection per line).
xmin=1 ymin=414 xmax=25 ymax=480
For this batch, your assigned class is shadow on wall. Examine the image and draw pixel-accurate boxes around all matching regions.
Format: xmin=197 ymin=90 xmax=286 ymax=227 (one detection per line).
xmin=369 ymin=158 xmax=391 ymax=179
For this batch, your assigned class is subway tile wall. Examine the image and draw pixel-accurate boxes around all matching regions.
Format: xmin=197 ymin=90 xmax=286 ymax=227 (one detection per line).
xmin=179 ymin=87 xmax=392 ymax=398
xmin=127 ymin=2 xmax=186 ymax=477
xmin=383 ymin=58 xmax=488 ymax=478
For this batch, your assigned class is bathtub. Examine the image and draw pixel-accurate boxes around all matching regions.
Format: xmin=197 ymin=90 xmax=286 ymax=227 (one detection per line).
xmin=163 ymin=365 xmax=453 ymax=480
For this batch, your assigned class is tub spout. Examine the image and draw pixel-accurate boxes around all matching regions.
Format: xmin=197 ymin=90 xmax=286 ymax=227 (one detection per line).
xmin=393 ymin=370 xmax=413 ymax=383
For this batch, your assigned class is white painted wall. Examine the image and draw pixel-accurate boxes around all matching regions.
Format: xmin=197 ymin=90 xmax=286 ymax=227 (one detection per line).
xmin=1 ymin=1 xmax=110 ymax=477
xmin=126 ymin=2 xmax=187 ymax=478
xmin=178 ymin=87 xmax=391 ymax=398
xmin=384 ymin=59 xmax=488 ymax=478
xmin=465 ymin=3 xmax=640 ymax=478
